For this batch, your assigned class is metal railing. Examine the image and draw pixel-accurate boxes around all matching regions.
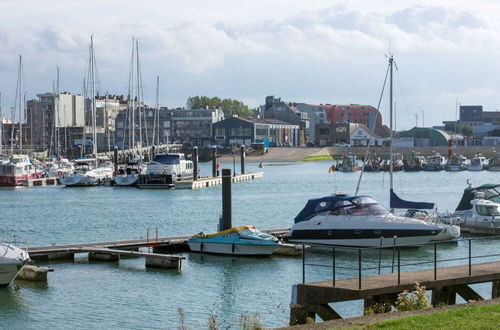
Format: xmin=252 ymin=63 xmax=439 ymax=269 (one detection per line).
xmin=300 ymin=235 xmax=500 ymax=289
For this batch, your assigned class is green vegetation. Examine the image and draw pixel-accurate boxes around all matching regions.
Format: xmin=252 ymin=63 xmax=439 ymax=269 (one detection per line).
xmin=302 ymin=155 xmax=333 ymax=162
xmin=365 ymin=303 xmax=500 ymax=329
xmin=187 ymin=96 xmax=258 ymax=117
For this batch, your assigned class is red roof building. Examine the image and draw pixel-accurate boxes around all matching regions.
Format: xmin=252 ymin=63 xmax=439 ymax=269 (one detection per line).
xmin=310 ymin=104 xmax=382 ymax=129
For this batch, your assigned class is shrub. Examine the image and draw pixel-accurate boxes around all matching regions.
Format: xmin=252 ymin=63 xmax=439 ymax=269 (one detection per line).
xmin=395 ymin=282 xmax=430 ymax=312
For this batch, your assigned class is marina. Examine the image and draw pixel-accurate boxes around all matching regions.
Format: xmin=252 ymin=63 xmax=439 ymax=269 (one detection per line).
xmin=1 ymin=161 xmax=499 ymax=328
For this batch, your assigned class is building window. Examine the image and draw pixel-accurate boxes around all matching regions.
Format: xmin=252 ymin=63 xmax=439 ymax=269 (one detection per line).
xmin=319 ymin=128 xmax=329 ymax=135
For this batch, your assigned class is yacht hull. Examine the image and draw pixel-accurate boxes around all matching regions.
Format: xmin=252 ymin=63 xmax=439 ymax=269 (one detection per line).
xmin=59 ymin=174 xmax=100 ymax=186
xmin=114 ymin=174 xmax=139 ymax=186
xmin=0 ymin=260 xmax=24 ymax=286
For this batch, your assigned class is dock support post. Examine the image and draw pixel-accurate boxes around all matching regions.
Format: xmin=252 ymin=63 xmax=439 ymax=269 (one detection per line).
xmin=145 ymin=256 xmax=181 ymax=269
xmin=493 ymin=280 xmax=500 ymax=298
xmin=431 ymin=286 xmax=456 ymax=306
xmin=89 ymin=252 xmax=119 ymax=261
xmin=212 ymin=147 xmax=217 ymax=177
xmin=193 ymin=146 xmax=198 ymax=181
xmin=222 ymin=168 xmax=232 ymax=231
xmin=290 ymin=304 xmax=315 ymax=325
xmin=240 ymin=145 xmax=245 ymax=174
xmin=455 ymin=285 xmax=484 ymax=302
xmin=113 ymin=146 xmax=118 ymax=174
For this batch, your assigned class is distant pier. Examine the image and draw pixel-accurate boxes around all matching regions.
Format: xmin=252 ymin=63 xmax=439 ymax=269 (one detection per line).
xmin=176 ymin=172 xmax=264 ymax=189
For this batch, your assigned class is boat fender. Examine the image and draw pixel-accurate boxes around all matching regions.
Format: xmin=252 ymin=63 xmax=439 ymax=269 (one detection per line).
xmin=58 ymin=171 xmax=63 ymax=176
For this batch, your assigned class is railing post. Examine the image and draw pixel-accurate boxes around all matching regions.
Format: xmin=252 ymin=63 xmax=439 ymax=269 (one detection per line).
xmin=302 ymin=244 xmax=305 ymax=284
xmin=332 ymin=247 xmax=336 ymax=287
xmin=358 ymin=249 xmax=362 ymax=290
xmin=397 ymin=247 xmax=401 ymax=285
xmin=378 ymin=236 xmax=383 ymax=275
xmin=391 ymin=235 xmax=397 ymax=273
xmin=434 ymin=242 xmax=437 ymax=281
xmin=469 ymin=239 xmax=472 ymax=276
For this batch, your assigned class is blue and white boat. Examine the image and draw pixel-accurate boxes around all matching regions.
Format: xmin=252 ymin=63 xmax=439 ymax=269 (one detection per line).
xmin=187 ymin=226 xmax=281 ymax=256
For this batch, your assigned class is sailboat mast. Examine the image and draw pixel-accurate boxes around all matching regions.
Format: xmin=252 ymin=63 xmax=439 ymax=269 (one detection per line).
xmin=81 ymin=77 xmax=86 ymax=157
xmin=136 ymin=40 xmax=143 ymax=149
xmin=389 ymin=55 xmax=394 ymax=192
xmin=0 ymin=92 xmax=2 ymax=155
xmin=56 ymin=66 xmax=60 ymax=155
xmin=154 ymin=76 xmax=160 ymax=146
xmin=90 ymin=36 xmax=97 ymax=167
xmin=129 ymin=37 xmax=135 ymax=149
xmin=19 ymin=56 xmax=23 ymax=152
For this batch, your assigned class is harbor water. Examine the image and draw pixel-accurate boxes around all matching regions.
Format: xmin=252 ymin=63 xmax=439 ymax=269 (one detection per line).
xmin=1 ymin=161 xmax=499 ymax=329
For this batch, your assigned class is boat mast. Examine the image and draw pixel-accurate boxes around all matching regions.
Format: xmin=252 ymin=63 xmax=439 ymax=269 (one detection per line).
xmin=56 ymin=66 xmax=60 ymax=155
xmin=0 ymin=92 xmax=2 ymax=155
xmin=19 ymin=56 xmax=23 ymax=152
xmin=129 ymin=37 xmax=135 ymax=150
xmin=154 ymin=76 xmax=160 ymax=146
xmin=81 ymin=77 xmax=86 ymax=157
xmin=90 ymin=36 xmax=97 ymax=168
xmin=136 ymin=39 xmax=144 ymax=150
xmin=389 ymin=55 xmax=394 ymax=193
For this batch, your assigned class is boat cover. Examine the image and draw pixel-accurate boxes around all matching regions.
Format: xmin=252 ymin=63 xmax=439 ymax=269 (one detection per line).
xmin=294 ymin=194 xmax=358 ymax=223
xmin=390 ymin=189 xmax=434 ymax=210
xmin=455 ymin=183 xmax=500 ymax=211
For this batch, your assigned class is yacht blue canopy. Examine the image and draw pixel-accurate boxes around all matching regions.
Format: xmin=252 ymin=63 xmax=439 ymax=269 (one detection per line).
xmin=390 ymin=189 xmax=434 ymax=210
xmin=294 ymin=194 xmax=371 ymax=223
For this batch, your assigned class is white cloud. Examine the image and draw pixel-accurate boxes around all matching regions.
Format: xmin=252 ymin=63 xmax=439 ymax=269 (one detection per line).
xmin=1 ymin=1 xmax=500 ymax=128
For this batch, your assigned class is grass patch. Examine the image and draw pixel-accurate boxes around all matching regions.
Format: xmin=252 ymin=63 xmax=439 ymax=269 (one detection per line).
xmin=363 ymin=303 xmax=500 ymax=329
xmin=302 ymin=155 xmax=333 ymax=162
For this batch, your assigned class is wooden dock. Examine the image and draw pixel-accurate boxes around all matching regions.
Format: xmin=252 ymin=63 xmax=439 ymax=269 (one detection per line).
xmin=175 ymin=172 xmax=264 ymax=189
xmin=290 ymin=261 xmax=500 ymax=325
xmin=28 ymin=227 xmax=289 ymax=261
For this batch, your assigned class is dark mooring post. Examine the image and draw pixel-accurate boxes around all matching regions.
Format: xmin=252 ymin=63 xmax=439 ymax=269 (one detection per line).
xmin=151 ymin=145 xmax=156 ymax=160
xmin=222 ymin=168 xmax=232 ymax=231
xmin=193 ymin=146 xmax=198 ymax=181
xmin=240 ymin=145 xmax=245 ymax=174
xmin=212 ymin=147 xmax=217 ymax=177
xmin=113 ymin=146 xmax=118 ymax=174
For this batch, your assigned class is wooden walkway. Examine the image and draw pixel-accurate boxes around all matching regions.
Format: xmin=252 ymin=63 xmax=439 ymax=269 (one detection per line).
xmin=28 ymin=227 xmax=289 ymax=259
xmin=175 ymin=172 xmax=264 ymax=189
xmin=291 ymin=261 xmax=500 ymax=325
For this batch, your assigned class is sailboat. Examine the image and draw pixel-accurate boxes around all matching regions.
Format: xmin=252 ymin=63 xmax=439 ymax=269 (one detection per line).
xmin=114 ymin=39 xmax=147 ymax=186
xmin=59 ymin=36 xmax=114 ymax=187
xmin=286 ymin=56 xmax=458 ymax=247
xmin=0 ymin=241 xmax=30 ymax=286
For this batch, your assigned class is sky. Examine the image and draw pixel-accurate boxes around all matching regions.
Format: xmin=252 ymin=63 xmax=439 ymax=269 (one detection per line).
xmin=1 ymin=0 xmax=500 ymax=129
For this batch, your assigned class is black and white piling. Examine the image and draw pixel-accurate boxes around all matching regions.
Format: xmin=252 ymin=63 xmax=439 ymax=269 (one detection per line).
xmin=193 ymin=146 xmax=198 ymax=181
xmin=113 ymin=146 xmax=118 ymax=174
xmin=240 ymin=145 xmax=245 ymax=174
xmin=212 ymin=147 xmax=217 ymax=177
xmin=221 ymin=168 xmax=232 ymax=231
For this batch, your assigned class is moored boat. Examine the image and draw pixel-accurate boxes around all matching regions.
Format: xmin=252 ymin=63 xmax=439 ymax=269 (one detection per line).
xmin=188 ymin=226 xmax=281 ymax=256
xmin=0 ymin=242 xmax=30 ymax=286
xmin=489 ymin=154 xmax=500 ymax=171
xmin=59 ymin=159 xmax=114 ymax=186
xmin=468 ymin=155 xmax=489 ymax=171
xmin=335 ymin=153 xmax=360 ymax=172
xmin=445 ymin=154 xmax=468 ymax=171
xmin=137 ymin=152 xmax=193 ymax=188
xmin=423 ymin=152 xmax=445 ymax=171
xmin=0 ymin=155 xmax=44 ymax=187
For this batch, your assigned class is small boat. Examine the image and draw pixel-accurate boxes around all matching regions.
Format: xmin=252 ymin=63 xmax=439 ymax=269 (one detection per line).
xmin=403 ymin=153 xmax=426 ymax=172
xmin=44 ymin=157 xmax=74 ymax=178
xmin=452 ymin=183 xmax=500 ymax=234
xmin=0 ymin=242 xmax=30 ymax=286
xmin=468 ymin=155 xmax=489 ymax=171
xmin=285 ymin=194 xmax=445 ymax=247
xmin=187 ymin=226 xmax=280 ymax=256
xmin=445 ymin=154 xmax=468 ymax=171
xmin=423 ymin=153 xmax=445 ymax=171
xmin=0 ymin=155 xmax=44 ymax=186
xmin=335 ymin=153 xmax=360 ymax=172
xmin=59 ymin=159 xmax=114 ymax=186
xmin=137 ymin=152 xmax=193 ymax=188
xmin=489 ymin=154 xmax=500 ymax=171
xmin=362 ymin=157 xmax=381 ymax=172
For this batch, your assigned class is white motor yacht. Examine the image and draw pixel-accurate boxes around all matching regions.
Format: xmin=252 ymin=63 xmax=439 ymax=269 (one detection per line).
xmin=0 ymin=155 xmax=44 ymax=187
xmin=452 ymin=183 xmax=500 ymax=234
xmin=138 ymin=153 xmax=193 ymax=188
xmin=468 ymin=156 xmax=489 ymax=171
xmin=114 ymin=162 xmax=146 ymax=186
xmin=286 ymin=194 xmax=444 ymax=247
xmin=60 ymin=159 xmax=114 ymax=186
xmin=0 ymin=243 xmax=30 ymax=286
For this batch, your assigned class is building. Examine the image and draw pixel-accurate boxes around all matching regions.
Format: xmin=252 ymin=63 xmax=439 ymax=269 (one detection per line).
xmin=26 ymin=92 xmax=85 ymax=152
xmin=483 ymin=111 xmax=500 ymax=125
xmin=115 ymin=107 xmax=172 ymax=149
xmin=398 ymin=127 xmax=451 ymax=147
xmin=294 ymin=103 xmax=328 ymax=144
xmin=349 ymin=124 xmax=386 ymax=146
xmin=459 ymin=105 xmax=483 ymax=126
xmin=262 ymin=96 xmax=308 ymax=146
xmin=168 ymin=107 xmax=224 ymax=146
xmin=212 ymin=116 xmax=300 ymax=147
xmin=315 ymin=123 xmax=355 ymax=146
xmin=319 ymin=104 xmax=382 ymax=129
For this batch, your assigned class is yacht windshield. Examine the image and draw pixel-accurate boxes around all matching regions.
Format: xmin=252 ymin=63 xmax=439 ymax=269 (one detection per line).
xmin=344 ymin=203 xmax=389 ymax=216
xmin=476 ymin=205 xmax=500 ymax=216
xmin=154 ymin=154 xmax=180 ymax=165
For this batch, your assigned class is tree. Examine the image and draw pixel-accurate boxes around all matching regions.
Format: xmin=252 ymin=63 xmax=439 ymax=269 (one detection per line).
xmin=461 ymin=125 xmax=472 ymax=136
xmin=186 ymin=96 xmax=253 ymax=117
